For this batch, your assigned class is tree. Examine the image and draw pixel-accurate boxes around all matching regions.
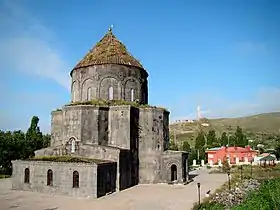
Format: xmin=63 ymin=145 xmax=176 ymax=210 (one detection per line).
xmin=181 ymin=140 xmax=191 ymax=152
xmin=188 ymin=149 xmax=197 ymax=167
xmin=234 ymin=126 xmax=248 ymax=147
xmin=222 ymin=155 xmax=230 ymax=172
xmin=273 ymin=135 xmax=280 ymax=159
xmin=195 ymin=131 xmax=206 ymax=150
xmin=229 ymin=135 xmax=236 ymax=147
xmin=220 ymin=132 xmax=229 ymax=146
xmin=168 ymin=140 xmax=178 ymax=151
xmin=0 ymin=116 xmax=50 ymax=175
xmin=25 ymin=116 xmax=44 ymax=157
xmin=206 ymin=129 xmax=218 ymax=147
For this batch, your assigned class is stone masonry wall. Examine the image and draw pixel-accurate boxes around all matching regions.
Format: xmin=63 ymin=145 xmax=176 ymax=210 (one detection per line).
xmin=161 ymin=151 xmax=188 ymax=183
xmin=62 ymin=106 xmax=83 ymax=145
xmin=71 ymin=64 xmax=148 ymax=104
xmin=138 ymin=108 xmax=170 ymax=184
xmin=51 ymin=105 xmax=110 ymax=147
xmin=50 ymin=110 xmax=63 ymax=147
xmin=80 ymin=106 xmax=109 ymax=145
xmin=108 ymin=106 xmax=131 ymax=149
xmin=12 ymin=160 xmax=98 ymax=198
xmin=74 ymin=145 xmax=123 ymax=192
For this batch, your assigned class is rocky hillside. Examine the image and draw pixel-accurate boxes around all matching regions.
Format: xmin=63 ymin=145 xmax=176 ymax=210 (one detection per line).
xmin=169 ymin=112 xmax=280 ymax=147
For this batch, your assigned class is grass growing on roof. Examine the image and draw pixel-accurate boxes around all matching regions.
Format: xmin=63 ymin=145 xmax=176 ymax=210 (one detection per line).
xmin=65 ymin=99 xmax=167 ymax=111
xmin=28 ymin=156 xmax=110 ymax=164
xmin=73 ymin=30 xmax=144 ymax=70
xmin=0 ymin=174 xmax=10 ymax=179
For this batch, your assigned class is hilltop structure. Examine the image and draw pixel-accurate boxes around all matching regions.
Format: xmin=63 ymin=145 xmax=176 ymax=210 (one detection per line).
xmin=11 ymin=27 xmax=188 ymax=198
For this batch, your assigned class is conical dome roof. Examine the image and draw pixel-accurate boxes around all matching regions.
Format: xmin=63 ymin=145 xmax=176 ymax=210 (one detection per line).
xmin=71 ymin=28 xmax=144 ymax=76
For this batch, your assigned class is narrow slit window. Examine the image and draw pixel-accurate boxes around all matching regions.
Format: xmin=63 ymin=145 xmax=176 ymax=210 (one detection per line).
xmin=47 ymin=169 xmax=53 ymax=186
xmin=108 ymin=87 xmax=113 ymax=100
xmin=71 ymin=138 xmax=76 ymax=153
xmin=73 ymin=171 xmax=79 ymax=188
xmin=131 ymin=89 xmax=134 ymax=101
xmin=24 ymin=168 xmax=30 ymax=183
xmin=87 ymin=87 xmax=91 ymax=101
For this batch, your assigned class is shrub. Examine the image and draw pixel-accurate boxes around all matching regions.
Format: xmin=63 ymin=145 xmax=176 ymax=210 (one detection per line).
xmin=222 ymin=157 xmax=230 ymax=172
xmin=192 ymin=201 xmax=224 ymax=210
xmin=232 ymin=178 xmax=280 ymax=210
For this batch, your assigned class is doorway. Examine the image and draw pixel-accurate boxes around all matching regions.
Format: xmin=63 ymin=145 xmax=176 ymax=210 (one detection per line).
xmin=171 ymin=164 xmax=177 ymax=181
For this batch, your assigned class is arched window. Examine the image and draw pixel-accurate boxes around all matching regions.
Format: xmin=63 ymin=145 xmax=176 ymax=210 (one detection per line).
xmin=73 ymin=91 xmax=76 ymax=102
xmin=70 ymin=138 xmax=76 ymax=153
xmin=72 ymin=82 xmax=78 ymax=102
xmin=47 ymin=169 xmax=53 ymax=186
xmin=24 ymin=168 xmax=30 ymax=183
xmin=131 ymin=89 xmax=134 ymax=101
xmin=87 ymin=87 xmax=91 ymax=101
xmin=108 ymin=86 xmax=113 ymax=100
xmin=73 ymin=171 xmax=79 ymax=188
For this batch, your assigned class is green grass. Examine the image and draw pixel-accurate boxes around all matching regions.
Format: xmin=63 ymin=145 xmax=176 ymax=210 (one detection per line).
xmin=0 ymin=174 xmax=10 ymax=179
xmin=27 ymin=156 xmax=111 ymax=164
xmin=193 ymin=165 xmax=280 ymax=210
xmin=232 ymin=178 xmax=280 ymax=210
xmin=65 ymin=99 xmax=167 ymax=111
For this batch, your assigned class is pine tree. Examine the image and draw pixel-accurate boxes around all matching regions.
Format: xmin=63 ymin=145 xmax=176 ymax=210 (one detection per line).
xmin=220 ymin=132 xmax=229 ymax=146
xmin=195 ymin=131 xmax=206 ymax=150
xmin=25 ymin=116 xmax=44 ymax=157
xmin=206 ymin=129 xmax=217 ymax=146
xmin=181 ymin=140 xmax=191 ymax=151
xmin=234 ymin=126 xmax=248 ymax=147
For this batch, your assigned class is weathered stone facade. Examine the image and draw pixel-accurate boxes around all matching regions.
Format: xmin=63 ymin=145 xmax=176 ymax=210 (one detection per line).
xmin=12 ymin=28 xmax=188 ymax=198
xmin=71 ymin=64 xmax=148 ymax=104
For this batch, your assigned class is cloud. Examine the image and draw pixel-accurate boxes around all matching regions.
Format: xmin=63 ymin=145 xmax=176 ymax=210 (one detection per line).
xmin=0 ymin=0 xmax=71 ymax=133
xmin=170 ymin=87 xmax=280 ymax=121
xmin=235 ymin=41 xmax=268 ymax=56
xmin=0 ymin=0 xmax=70 ymax=90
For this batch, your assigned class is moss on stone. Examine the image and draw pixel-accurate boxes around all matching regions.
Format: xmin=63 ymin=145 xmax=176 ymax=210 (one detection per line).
xmin=72 ymin=30 xmax=144 ymax=72
xmin=65 ymin=99 xmax=167 ymax=111
xmin=27 ymin=156 xmax=110 ymax=164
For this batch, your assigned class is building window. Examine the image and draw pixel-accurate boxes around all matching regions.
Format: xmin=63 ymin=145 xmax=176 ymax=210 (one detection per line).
xmin=70 ymin=138 xmax=76 ymax=153
xmin=157 ymin=144 xmax=161 ymax=150
xmin=24 ymin=168 xmax=30 ymax=183
xmin=131 ymin=89 xmax=134 ymax=101
xmin=47 ymin=169 xmax=53 ymax=186
xmin=73 ymin=171 xmax=79 ymax=188
xmin=108 ymin=86 xmax=113 ymax=100
xmin=87 ymin=87 xmax=91 ymax=101
xmin=72 ymin=82 xmax=78 ymax=102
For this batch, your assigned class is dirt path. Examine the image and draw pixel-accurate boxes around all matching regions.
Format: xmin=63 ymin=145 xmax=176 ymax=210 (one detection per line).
xmin=0 ymin=169 xmax=227 ymax=210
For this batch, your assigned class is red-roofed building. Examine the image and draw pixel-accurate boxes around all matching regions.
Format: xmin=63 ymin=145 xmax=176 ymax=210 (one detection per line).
xmin=206 ymin=146 xmax=258 ymax=165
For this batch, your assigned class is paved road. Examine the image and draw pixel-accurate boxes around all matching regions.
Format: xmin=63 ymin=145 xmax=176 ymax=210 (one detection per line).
xmin=0 ymin=169 xmax=227 ymax=210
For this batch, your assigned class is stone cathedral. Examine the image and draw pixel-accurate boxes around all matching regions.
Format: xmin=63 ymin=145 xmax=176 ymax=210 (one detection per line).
xmin=11 ymin=28 xmax=189 ymax=198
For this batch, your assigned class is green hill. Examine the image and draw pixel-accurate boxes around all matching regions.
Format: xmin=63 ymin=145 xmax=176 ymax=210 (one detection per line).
xmin=169 ymin=112 xmax=280 ymax=148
